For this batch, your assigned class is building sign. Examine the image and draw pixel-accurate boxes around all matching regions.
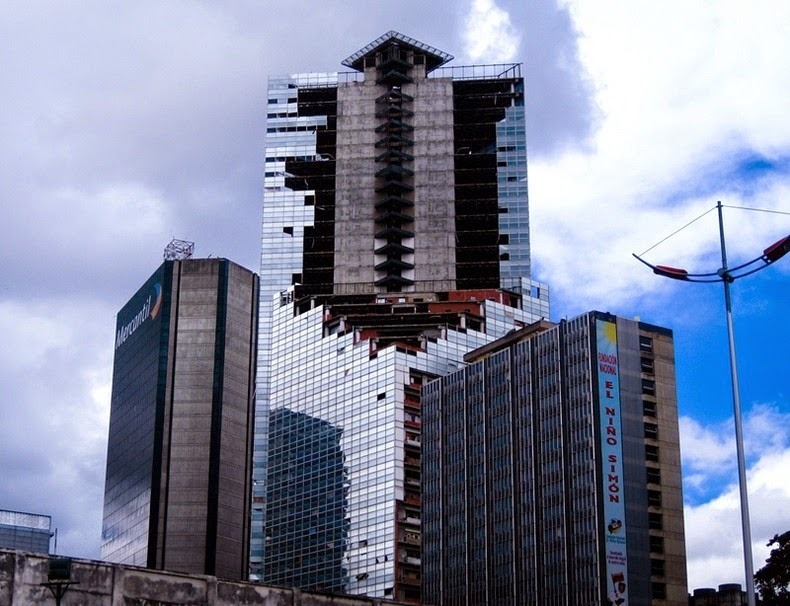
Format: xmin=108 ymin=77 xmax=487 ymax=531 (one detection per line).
xmin=115 ymin=282 xmax=162 ymax=350
xmin=596 ymin=319 xmax=629 ymax=605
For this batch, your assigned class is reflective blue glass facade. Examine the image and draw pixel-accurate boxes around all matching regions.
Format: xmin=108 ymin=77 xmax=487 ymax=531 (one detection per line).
xmin=260 ymin=289 xmax=546 ymax=600
xmin=102 ymin=263 xmax=169 ymax=567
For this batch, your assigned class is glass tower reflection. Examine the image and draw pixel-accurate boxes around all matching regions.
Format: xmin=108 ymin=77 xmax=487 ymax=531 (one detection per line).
xmin=264 ymin=408 xmax=349 ymax=592
xmin=253 ymin=31 xmax=550 ymax=601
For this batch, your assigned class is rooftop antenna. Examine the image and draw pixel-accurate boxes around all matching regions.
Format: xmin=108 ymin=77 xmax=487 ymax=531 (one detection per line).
xmin=164 ymin=238 xmax=195 ymax=261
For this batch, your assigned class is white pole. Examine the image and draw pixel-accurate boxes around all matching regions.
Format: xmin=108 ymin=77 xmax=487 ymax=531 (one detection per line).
xmin=717 ymin=201 xmax=756 ymax=606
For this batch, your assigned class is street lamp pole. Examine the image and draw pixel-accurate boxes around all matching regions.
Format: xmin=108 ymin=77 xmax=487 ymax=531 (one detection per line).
xmin=634 ymin=203 xmax=789 ymax=606
xmin=716 ymin=201 xmax=755 ymax=606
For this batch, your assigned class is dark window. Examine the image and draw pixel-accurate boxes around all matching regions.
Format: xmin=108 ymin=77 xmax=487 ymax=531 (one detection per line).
xmin=649 ymin=535 xmax=664 ymax=554
xmin=643 ymin=399 xmax=657 ymax=417
xmin=645 ymin=444 xmax=660 ymax=462
xmin=639 ymin=335 xmax=654 ymax=353
xmin=648 ymin=489 xmax=662 ymax=507
xmin=645 ymin=422 xmax=658 ymax=440
xmin=652 ymin=582 xmax=666 ymax=599
xmin=651 ymin=557 xmax=665 ymax=577
xmin=642 ymin=378 xmax=656 ymax=396
xmin=283 ymin=226 xmax=294 ymax=235
xmin=647 ymin=467 xmax=661 ymax=485
xmin=641 ymin=357 xmax=655 ymax=374
xmin=649 ymin=512 xmax=663 ymax=530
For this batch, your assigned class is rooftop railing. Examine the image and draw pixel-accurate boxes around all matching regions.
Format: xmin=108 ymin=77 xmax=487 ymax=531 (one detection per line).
xmin=273 ymin=62 xmax=522 ymax=88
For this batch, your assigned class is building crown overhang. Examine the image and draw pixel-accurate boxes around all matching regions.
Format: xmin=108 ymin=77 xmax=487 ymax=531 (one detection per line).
xmin=342 ymin=30 xmax=453 ymax=73
xmin=463 ymin=319 xmax=556 ymax=363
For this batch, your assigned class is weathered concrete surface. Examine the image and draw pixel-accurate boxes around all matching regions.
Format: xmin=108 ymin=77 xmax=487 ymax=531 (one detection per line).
xmin=0 ymin=549 xmax=411 ymax=606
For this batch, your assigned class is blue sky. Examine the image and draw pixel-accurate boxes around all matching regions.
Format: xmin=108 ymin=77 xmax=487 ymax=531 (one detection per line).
xmin=0 ymin=0 xmax=787 ymax=592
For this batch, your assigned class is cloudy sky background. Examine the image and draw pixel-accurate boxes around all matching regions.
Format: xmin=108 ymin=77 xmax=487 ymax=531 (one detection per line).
xmin=1 ymin=0 xmax=787 ymax=592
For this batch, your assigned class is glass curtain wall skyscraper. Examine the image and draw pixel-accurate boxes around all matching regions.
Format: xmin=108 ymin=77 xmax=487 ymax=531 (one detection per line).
xmin=253 ymin=32 xmax=549 ymax=601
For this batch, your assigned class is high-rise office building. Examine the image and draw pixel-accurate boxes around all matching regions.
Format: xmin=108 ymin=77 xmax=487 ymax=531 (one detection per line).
xmin=101 ymin=258 xmax=259 ymax=581
xmin=252 ymin=31 xmax=549 ymax=601
xmin=0 ymin=509 xmax=53 ymax=554
xmin=422 ymin=312 xmax=688 ymax=606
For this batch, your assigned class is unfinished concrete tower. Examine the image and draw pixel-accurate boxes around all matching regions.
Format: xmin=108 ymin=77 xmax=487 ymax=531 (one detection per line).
xmin=253 ymin=32 xmax=549 ymax=602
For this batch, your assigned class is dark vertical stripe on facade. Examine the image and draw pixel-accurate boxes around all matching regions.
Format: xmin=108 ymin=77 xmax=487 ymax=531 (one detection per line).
xmin=240 ymin=270 xmax=259 ymax=579
xmin=507 ymin=345 xmax=520 ymax=601
xmin=205 ymin=260 xmax=229 ymax=575
xmin=148 ymin=260 xmax=175 ymax=568
xmin=452 ymin=79 xmax=513 ymax=289
xmin=558 ymin=320 xmax=575 ymax=598
xmin=529 ymin=336 xmax=545 ymax=604
xmin=293 ymin=88 xmax=337 ymax=296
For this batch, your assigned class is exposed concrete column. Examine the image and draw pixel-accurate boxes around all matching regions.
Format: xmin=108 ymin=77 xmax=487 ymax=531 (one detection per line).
xmin=334 ymin=79 xmax=379 ymax=289
xmin=410 ymin=76 xmax=456 ymax=289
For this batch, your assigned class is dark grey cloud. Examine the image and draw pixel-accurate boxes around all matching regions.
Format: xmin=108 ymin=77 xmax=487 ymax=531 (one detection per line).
xmin=1 ymin=1 xmax=592 ymax=297
xmin=515 ymin=3 xmax=599 ymax=156
xmin=0 ymin=0 xmax=594 ymax=559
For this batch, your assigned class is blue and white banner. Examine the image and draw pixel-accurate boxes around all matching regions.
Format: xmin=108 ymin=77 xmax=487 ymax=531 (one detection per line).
xmin=597 ymin=319 xmax=629 ymax=606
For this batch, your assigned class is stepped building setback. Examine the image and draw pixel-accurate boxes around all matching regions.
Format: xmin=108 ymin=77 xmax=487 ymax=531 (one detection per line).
xmin=253 ymin=31 xmax=548 ymax=602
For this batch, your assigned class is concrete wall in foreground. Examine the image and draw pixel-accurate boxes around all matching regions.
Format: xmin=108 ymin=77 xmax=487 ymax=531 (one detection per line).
xmin=0 ymin=549 xmax=411 ymax=606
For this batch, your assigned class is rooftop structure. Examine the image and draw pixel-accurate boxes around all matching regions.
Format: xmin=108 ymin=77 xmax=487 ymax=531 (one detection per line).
xmin=253 ymin=31 xmax=549 ymax=602
xmin=0 ymin=509 xmax=53 ymax=554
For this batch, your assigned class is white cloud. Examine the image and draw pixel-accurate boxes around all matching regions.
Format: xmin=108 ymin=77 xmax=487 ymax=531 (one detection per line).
xmin=0 ymin=298 xmax=113 ymax=558
xmin=680 ymin=403 xmax=790 ymax=526
xmin=462 ymin=0 xmax=520 ymax=63
xmin=684 ymin=448 xmax=790 ymax=590
xmin=680 ymin=404 xmax=790 ymax=589
xmin=529 ymin=1 xmax=790 ymax=315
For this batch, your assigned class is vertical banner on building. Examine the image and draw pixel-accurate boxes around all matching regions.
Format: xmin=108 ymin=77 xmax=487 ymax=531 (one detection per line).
xmin=596 ymin=319 xmax=629 ymax=606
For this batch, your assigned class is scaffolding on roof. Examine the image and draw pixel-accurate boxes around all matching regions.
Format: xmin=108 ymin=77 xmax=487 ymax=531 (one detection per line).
xmin=163 ymin=238 xmax=195 ymax=261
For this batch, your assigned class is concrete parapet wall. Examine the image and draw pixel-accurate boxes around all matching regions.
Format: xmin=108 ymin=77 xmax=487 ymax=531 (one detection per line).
xmin=0 ymin=549 xmax=410 ymax=606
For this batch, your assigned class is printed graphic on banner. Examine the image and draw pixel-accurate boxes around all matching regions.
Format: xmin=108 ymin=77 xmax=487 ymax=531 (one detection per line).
xmin=597 ymin=319 xmax=629 ymax=606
